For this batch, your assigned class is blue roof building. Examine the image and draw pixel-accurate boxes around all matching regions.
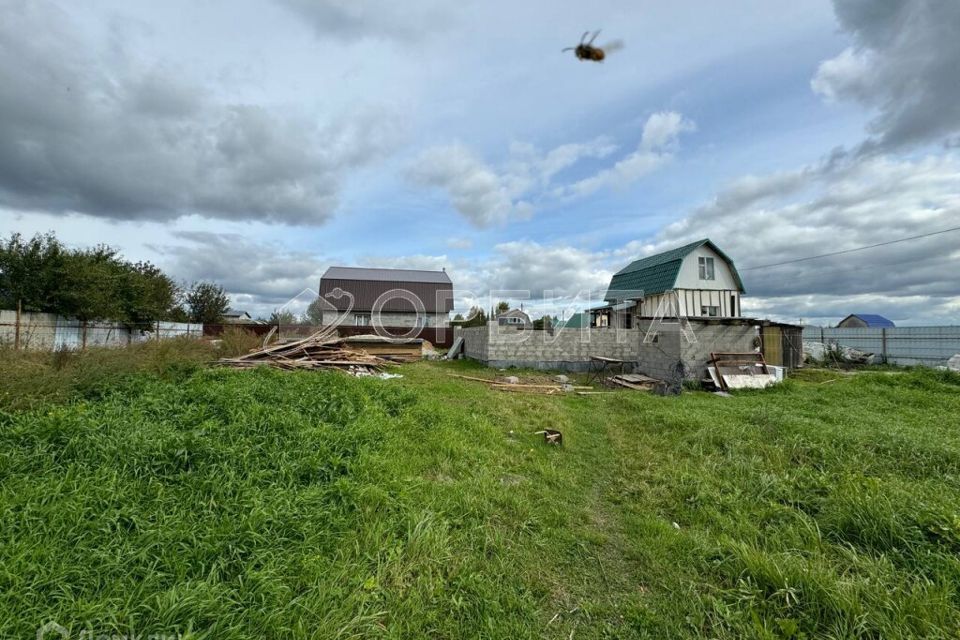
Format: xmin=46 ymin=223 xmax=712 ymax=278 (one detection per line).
xmin=838 ymin=314 xmax=895 ymax=328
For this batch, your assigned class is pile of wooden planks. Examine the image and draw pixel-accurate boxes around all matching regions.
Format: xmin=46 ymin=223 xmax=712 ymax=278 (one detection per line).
xmin=708 ymin=352 xmax=777 ymax=390
xmin=338 ymin=335 xmax=424 ymax=363
xmin=448 ymin=373 xmax=592 ymax=395
xmin=217 ymin=326 xmax=386 ymax=374
xmin=608 ymin=373 xmax=661 ymax=390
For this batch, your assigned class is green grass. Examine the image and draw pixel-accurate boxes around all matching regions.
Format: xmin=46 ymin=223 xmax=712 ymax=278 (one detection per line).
xmin=0 ymin=338 xmax=216 ymax=412
xmin=1 ymin=360 xmax=960 ymax=638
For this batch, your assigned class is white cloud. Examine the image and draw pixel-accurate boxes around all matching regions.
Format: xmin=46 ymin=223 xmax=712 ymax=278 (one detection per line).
xmin=408 ymin=143 xmax=535 ymax=227
xmin=0 ymin=0 xmax=407 ymax=226
xmin=641 ymin=111 xmax=697 ymax=151
xmin=813 ymin=0 xmax=960 ymax=153
xmin=412 ymin=112 xmax=692 ymax=226
xmin=150 ymin=231 xmax=329 ymax=318
xmin=648 ymin=153 xmax=960 ymax=322
xmin=554 ymin=111 xmax=695 ymax=198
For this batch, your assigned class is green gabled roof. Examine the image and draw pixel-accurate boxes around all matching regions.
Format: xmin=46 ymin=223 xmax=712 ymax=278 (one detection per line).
xmin=605 ymin=238 xmax=745 ymax=302
xmin=557 ymin=312 xmax=588 ymax=329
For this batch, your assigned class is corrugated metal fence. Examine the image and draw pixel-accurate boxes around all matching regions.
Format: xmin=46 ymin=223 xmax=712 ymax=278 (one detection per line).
xmin=801 ymin=325 xmax=960 ymax=366
xmin=0 ymin=309 xmax=202 ymax=350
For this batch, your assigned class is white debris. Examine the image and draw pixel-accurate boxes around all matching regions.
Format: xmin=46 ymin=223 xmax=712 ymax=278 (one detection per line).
xmin=354 ymin=370 xmax=404 ymax=380
xmin=947 ymin=354 xmax=960 ymax=372
xmin=803 ymin=341 xmax=875 ymax=364
xmin=554 ymin=374 xmax=570 ymax=384
xmin=504 ymin=376 xmax=520 ymax=384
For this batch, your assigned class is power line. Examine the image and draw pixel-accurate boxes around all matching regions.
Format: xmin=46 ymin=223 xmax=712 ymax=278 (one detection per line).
xmin=740 ymin=226 xmax=960 ymax=271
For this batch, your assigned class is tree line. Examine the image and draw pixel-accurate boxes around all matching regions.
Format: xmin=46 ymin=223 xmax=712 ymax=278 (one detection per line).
xmin=0 ymin=232 xmax=230 ymax=325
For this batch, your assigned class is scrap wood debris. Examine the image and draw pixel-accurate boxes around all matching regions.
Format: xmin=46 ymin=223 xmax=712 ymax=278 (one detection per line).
xmin=534 ymin=429 xmax=563 ymax=445
xmin=448 ymin=373 xmax=592 ymax=395
xmin=708 ymin=352 xmax=778 ymax=390
xmin=217 ymin=326 xmax=389 ymax=375
xmin=608 ymin=373 xmax=661 ymax=391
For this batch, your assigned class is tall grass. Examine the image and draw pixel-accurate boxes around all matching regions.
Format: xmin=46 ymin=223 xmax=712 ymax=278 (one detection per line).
xmin=216 ymin=326 xmax=264 ymax=358
xmin=0 ymin=338 xmax=215 ymax=411
xmin=1 ymin=362 xmax=959 ymax=637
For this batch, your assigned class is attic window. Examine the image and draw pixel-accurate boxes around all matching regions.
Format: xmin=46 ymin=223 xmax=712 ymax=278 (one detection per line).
xmin=698 ymin=256 xmax=715 ymax=281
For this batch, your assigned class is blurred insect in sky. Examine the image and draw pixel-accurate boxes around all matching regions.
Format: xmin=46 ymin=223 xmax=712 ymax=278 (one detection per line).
xmin=562 ymin=30 xmax=624 ymax=62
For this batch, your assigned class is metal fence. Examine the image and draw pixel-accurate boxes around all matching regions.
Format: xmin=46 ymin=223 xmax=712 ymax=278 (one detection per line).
xmin=801 ymin=325 xmax=960 ymax=366
xmin=0 ymin=309 xmax=203 ymax=350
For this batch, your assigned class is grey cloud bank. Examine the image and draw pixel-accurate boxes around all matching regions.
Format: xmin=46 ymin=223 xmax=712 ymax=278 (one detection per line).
xmin=0 ymin=0 xmax=405 ymax=226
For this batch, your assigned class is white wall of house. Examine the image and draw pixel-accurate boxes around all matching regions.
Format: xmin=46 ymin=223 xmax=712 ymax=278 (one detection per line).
xmin=639 ymin=290 xmax=741 ymax=318
xmin=674 ymin=245 xmax=740 ymax=290
xmin=637 ymin=247 xmax=742 ymax=318
xmin=322 ymin=310 xmax=450 ymax=328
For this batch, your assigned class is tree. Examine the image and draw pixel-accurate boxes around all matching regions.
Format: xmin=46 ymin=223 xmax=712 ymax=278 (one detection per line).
xmin=1 ymin=232 xmax=186 ymax=325
xmin=305 ymin=298 xmax=328 ymax=325
xmin=58 ymin=245 xmax=128 ymax=322
xmin=269 ymin=309 xmax=298 ymax=325
xmin=0 ymin=232 xmax=68 ymax=312
xmin=462 ymin=306 xmax=487 ymax=328
xmin=496 ymin=301 xmax=510 ymax=315
xmin=121 ymin=261 xmax=181 ymax=325
xmin=452 ymin=313 xmax=465 ymax=322
xmin=186 ymin=282 xmax=229 ymax=324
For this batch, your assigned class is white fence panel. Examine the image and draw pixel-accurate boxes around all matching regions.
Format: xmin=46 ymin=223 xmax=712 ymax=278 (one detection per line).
xmin=0 ymin=310 xmax=204 ymax=351
xmin=802 ymin=325 xmax=960 ymax=366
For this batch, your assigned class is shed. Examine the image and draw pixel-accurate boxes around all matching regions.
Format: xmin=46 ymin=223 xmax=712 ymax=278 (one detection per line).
xmin=838 ymin=314 xmax=895 ymax=328
xmin=760 ymin=321 xmax=804 ymax=369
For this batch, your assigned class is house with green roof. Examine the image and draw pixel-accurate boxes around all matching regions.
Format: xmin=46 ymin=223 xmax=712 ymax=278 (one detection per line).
xmin=591 ymin=239 xmax=746 ymax=327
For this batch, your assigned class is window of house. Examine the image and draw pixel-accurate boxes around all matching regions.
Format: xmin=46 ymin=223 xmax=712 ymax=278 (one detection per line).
xmin=698 ymin=256 xmax=715 ymax=280
xmin=354 ymin=313 xmax=370 ymax=326
xmin=701 ymin=305 xmax=719 ymax=317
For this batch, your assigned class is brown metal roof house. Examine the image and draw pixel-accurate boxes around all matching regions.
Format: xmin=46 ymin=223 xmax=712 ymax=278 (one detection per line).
xmin=319 ymin=266 xmax=454 ymax=328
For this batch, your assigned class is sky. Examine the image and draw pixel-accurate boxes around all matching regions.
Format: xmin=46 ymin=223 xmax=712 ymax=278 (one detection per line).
xmin=1 ymin=0 xmax=959 ymax=325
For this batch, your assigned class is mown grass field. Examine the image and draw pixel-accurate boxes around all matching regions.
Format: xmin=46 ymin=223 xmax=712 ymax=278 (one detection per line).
xmin=1 ymin=353 xmax=959 ymax=638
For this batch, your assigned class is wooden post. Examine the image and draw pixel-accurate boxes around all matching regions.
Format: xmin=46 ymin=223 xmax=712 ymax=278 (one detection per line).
xmin=81 ymin=320 xmax=87 ymax=350
xmin=156 ymin=320 xmax=161 ymax=341
xmin=881 ymin=327 xmax=888 ymax=364
xmin=14 ymin=298 xmax=21 ymax=350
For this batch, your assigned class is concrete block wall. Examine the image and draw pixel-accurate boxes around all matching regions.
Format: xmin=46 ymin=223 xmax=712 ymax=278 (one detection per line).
xmin=457 ymin=326 xmax=490 ymax=360
xmin=459 ymin=318 xmax=759 ymax=376
xmin=635 ymin=319 xmax=758 ymax=380
xmin=681 ymin=323 xmax=758 ymax=378
xmin=636 ymin=322 xmax=683 ymax=381
xmin=458 ymin=323 xmax=639 ymax=371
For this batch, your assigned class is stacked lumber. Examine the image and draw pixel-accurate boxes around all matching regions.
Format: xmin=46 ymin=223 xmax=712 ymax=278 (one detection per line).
xmin=339 ymin=335 xmax=424 ymax=363
xmin=608 ymin=373 xmax=661 ymax=390
xmin=217 ymin=327 xmax=386 ymax=374
xmin=448 ymin=373 xmax=592 ymax=395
